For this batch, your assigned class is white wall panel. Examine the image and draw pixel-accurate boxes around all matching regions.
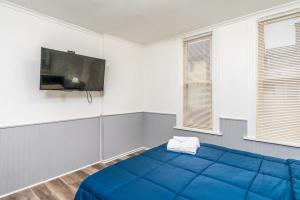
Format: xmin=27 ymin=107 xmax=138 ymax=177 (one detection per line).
xmin=0 ymin=4 xmax=103 ymax=127
xmin=141 ymin=39 xmax=180 ymax=114
xmin=102 ymin=34 xmax=143 ymax=115
xmin=214 ymin=21 xmax=249 ymax=120
xmin=0 ymin=4 xmax=143 ymax=127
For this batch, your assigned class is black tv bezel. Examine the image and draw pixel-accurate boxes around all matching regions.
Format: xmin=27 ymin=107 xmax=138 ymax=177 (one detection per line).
xmin=39 ymin=47 xmax=106 ymax=92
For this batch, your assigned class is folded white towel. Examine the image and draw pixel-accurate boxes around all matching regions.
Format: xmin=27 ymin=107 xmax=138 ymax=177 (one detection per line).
xmin=167 ymin=136 xmax=200 ymax=155
xmin=167 ymin=139 xmax=182 ymax=150
xmin=173 ymin=136 xmax=200 ymax=148
xmin=167 ymin=139 xmax=198 ymax=155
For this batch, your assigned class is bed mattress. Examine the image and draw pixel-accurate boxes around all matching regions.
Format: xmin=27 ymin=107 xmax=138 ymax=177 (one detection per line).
xmin=75 ymin=143 xmax=300 ymax=200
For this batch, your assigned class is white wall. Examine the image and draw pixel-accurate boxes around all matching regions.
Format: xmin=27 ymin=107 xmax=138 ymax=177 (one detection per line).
xmin=0 ymin=3 xmax=143 ymax=127
xmin=1 ymin=0 xmax=299 ymax=129
xmin=141 ymin=2 xmax=300 ymax=133
xmin=102 ymin=34 xmax=143 ymax=115
xmin=141 ymin=21 xmax=250 ymax=120
xmin=214 ymin=20 xmax=250 ymax=120
xmin=141 ymin=38 xmax=180 ymax=114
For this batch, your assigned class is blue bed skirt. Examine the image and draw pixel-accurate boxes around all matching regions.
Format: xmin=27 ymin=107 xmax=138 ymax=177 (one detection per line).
xmin=75 ymin=143 xmax=300 ymax=200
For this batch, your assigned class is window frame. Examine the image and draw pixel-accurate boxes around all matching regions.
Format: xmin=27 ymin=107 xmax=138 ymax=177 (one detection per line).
xmin=175 ymin=32 xmax=221 ymax=135
xmin=246 ymin=9 xmax=300 ymax=147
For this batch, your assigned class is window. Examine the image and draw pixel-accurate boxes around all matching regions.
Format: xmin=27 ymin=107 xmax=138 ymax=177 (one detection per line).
xmin=182 ymin=33 xmax=213 ymax=130
xmin=256 ymin=11 xmax=300 ymax=145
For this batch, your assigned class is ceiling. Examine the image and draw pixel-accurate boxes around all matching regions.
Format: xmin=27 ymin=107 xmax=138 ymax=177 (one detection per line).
xmin=6 ymin=0 xmax=297 ymax=44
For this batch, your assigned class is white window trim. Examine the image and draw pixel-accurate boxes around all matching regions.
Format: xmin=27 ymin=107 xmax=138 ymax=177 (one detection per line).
xmin=175 ymin=31 xmax=221 ymax=135
xmin=174 ymin=126 xmax=222 ymax=136
xmin=244 ymin=136 xmax=300 ymax=148
xmin=247 ymin=8 xmax=300 ymax=147
xmin=247 ymin=17 xmax=258 ymax=139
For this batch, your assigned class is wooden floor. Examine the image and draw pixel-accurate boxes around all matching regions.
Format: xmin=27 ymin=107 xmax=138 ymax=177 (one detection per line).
xmin=1 ymin=150 xmax=145 ymax=200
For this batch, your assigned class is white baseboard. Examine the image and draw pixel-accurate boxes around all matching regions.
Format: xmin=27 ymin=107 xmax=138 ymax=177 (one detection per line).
xmin=0 ymin=146 xmax=149 ymax=199
xmin=101 ymin=147 xmax=149 ymax=163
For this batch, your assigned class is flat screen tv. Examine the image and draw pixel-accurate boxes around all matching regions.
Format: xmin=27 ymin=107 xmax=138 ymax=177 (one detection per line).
xmin=40 ymin=47 xmax=105 ymax=91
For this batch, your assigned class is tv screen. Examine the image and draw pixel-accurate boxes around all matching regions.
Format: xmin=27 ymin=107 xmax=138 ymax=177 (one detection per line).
xmin=40 ymin=47 xmax=105 ymax=91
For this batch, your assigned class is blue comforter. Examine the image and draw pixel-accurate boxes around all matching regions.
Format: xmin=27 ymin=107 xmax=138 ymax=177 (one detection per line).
xmin=75 ymin=143 xmax=300 ymax=200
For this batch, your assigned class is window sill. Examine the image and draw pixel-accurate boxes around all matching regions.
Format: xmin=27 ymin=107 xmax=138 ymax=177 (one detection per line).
xmin=173 ymin=126 xmax=223 ymax=136
xmin=243 ymin=136 xmax=300 ymax=148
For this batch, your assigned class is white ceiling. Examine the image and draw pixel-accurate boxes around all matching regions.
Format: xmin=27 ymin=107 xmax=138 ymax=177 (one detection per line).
xmin=6 ymin=0 xmax=297 ymax=44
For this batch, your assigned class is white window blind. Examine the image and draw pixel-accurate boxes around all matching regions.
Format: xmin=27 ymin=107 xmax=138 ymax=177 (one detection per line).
xmin=257 ymin=11 xmax=300 ymax=145
xmin=183 ymin=33 xmax=213 ymax=130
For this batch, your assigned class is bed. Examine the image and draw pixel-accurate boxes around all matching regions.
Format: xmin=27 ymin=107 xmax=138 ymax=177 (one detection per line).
xmin=75 ymin=143 xmax=300 ymax=200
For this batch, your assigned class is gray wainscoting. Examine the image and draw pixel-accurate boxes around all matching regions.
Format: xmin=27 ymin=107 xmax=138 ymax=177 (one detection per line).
xmin=102 ymin=113 xmax=144 ymax=160
xmin=143 ymin=113 xmax=175 ymax=148
xmin=2 ymin=112 xmax=300 ymax=196
xmin=0 ymin=117 xmax=100 ymax=196
xmin=0 ymin=113 xmax=144 ymax=196
xmin=143 ymin=112 xmax=300 ymax=160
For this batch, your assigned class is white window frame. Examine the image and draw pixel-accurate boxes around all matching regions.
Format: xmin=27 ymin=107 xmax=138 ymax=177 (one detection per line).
xmin=175 ymin=31 xmax=221 ymax=136
xmin=246 ymin=8 xmax=300 ymax=148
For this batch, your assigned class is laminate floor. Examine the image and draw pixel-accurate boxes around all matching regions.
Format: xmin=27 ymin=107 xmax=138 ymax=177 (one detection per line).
xmin=1 ymin=150 xmax=145 ymax=200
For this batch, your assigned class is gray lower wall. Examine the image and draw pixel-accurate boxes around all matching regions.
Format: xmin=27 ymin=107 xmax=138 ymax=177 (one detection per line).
xmin=102 ymin=113 xmax=143 ymax=160
xmin=143 ymin=112 xmax=300 ymax=160
xmin=2 ymin=112 xmax=300 ymax=196
xmin=0 ymin=113 xmax=144 ymax=196
xmin=0 ymin=117 xmax=100 ymax=196
xmin=143 ymin=113 xmax=175 ymax=148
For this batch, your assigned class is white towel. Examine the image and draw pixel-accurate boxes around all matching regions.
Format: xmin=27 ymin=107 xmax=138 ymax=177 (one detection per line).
xmin=173 ymin=136 xmax=200 ymax=147
xmin=167 ymin=139 xmax=198 ymax=155
xmin=167 ymin=136 xmax=200 ymax=155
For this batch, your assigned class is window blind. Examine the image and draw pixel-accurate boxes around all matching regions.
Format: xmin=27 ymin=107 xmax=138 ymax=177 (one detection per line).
xmin=183 ymin=33 xmax=213 ymax=130
xmin=257 ymin=11 xmax=300 ymax=145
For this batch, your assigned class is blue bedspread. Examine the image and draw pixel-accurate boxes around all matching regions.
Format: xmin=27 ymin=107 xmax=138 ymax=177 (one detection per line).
xmin=75 ymin=143 xmax=300 ymax=200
